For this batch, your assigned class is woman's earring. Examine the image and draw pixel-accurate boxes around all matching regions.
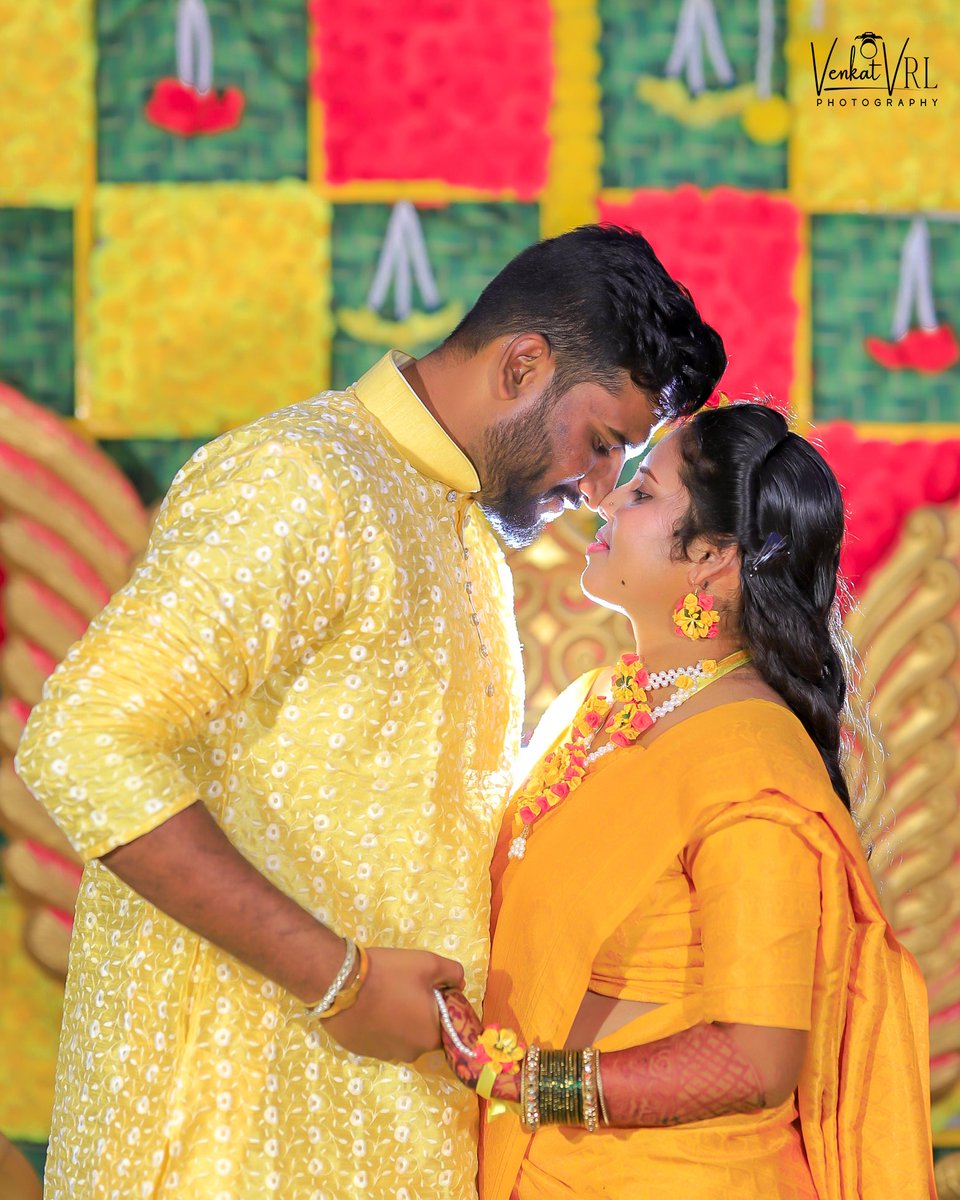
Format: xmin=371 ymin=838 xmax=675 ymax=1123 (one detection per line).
xmin=672 ymin=589 xmax=720 ymax=640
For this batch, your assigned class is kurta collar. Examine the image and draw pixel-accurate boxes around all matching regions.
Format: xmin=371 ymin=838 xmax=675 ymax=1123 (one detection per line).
xmin=353 ymin=351 xmax=481 ymax=494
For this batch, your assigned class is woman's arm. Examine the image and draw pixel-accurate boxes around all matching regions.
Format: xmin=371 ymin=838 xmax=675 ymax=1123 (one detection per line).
xmin=438 ymin=990 xmax=806 ymax=1126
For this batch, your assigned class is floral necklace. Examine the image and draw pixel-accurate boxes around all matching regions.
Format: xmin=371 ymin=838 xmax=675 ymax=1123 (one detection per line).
xmin=507 ymin=648 xmax=752 ymax=861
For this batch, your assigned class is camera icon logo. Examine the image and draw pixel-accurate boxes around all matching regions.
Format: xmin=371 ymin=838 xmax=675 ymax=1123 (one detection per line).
xmin=855 ymin=31 xmax=883 ymax=58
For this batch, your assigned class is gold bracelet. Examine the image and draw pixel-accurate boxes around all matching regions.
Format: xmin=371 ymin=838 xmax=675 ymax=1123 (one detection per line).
xmin=582 ymin=1046 xmax=599 ymax=1133
xmin=594 ymin=1049 xmax=611 ymax=1127
xmin=312 ymin=944 xmax=369 ymax=1020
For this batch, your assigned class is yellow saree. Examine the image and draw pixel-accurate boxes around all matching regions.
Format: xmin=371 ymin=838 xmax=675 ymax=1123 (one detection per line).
xmin=481 ymin=685 xmax=935 ymax=1200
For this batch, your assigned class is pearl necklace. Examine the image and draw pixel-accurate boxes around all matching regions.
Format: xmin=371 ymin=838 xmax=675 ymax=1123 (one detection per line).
xmin=507 ymin=649 xmax=751 ymax=862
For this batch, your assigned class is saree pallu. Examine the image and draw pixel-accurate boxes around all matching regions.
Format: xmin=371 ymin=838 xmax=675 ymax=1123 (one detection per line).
xmin=481 ymin=689 xmax=935 ymax=1200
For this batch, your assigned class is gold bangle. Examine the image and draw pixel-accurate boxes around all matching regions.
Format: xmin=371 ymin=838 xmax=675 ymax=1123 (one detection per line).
xmin=313 ymin=944 xmax=369 ymax=1020
xmin=595 ymin=1050 xmax=611 ymax=1127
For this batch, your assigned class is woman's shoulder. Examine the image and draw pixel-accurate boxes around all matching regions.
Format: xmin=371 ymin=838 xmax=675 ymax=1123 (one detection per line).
xmin=653 ymin=697 xmax=833 ymax=798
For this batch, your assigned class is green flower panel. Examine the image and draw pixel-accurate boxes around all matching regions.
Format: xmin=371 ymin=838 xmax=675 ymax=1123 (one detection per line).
xmin=0 ymin=208 xmax=74 ymax=415
xmin=331 ymin=203 xmax=541 ymax=391
xmin=97 ymin=437 xmax=209 ymax=506
xmin=812 ymin=215 xmax=960 ymax=424
xmin=97 ymin=0 xmax=307 ymax=183
xmin=600 ymin=0 xmax=787 ymax=190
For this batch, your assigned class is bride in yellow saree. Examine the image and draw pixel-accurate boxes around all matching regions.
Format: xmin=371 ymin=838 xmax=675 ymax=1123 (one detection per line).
xmin=439 ymin=402 xmax=935 ymax=1199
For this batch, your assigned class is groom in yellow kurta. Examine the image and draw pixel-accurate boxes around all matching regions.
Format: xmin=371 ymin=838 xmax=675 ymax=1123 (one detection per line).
xmin=16 ymin=227 xmax=725 ymax=1198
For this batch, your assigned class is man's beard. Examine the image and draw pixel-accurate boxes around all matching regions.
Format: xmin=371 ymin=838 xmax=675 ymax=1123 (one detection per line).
xmin=474 ymin=386 xmax=580 ymax=549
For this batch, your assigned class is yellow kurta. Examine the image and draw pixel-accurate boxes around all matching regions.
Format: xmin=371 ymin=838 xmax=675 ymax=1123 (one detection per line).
xmin=16 ymin=352 xmax=524 ymax=1200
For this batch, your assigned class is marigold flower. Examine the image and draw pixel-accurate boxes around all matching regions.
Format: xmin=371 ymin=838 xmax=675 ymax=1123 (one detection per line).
xmin=475 ymin=1026 xmax=525 ymax=1073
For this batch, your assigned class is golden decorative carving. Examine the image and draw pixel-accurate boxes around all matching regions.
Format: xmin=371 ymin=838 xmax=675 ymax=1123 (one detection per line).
xmin=846 ymin=505 xmax=960 ymax=1112
xmin=937 ymin=1151 xmax=960 ymax=1200
xmin=508 ymin=507 xmax=630 ymax=735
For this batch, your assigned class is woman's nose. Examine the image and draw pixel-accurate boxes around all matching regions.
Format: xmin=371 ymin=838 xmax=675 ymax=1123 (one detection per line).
xmin=597 ymin=488 xmax=620 ymax=521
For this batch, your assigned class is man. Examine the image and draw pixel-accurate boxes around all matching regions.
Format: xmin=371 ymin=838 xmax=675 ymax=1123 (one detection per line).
xmin=17 ymin=225 xmax=724 ymax=1199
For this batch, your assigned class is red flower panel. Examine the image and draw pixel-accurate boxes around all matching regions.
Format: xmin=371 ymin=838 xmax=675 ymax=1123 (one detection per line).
xmin=310 ymin=0 xmax=552 ymax=194
xmin=599 ymin=187 xmax=802 ymax=413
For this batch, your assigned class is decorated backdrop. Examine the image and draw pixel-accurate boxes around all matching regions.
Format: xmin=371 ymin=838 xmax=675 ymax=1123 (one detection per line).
xmin=1 ymin=0 xmax=960 ymax=1188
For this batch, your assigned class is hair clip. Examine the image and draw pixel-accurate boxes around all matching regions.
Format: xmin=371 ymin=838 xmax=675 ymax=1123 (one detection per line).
xmin=748 ymin=531 xmax=788 ymax=575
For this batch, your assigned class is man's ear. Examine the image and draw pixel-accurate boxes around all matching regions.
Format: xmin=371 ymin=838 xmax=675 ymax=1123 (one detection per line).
xmin=497 ymin=333 xmax=552 ymax=402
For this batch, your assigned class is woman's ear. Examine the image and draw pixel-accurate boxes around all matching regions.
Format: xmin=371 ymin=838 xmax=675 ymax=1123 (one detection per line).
xmin=689 ymin=541 xmax=741 ymax=597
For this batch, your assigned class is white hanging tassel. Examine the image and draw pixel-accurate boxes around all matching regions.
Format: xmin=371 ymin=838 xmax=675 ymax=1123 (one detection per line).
xmin=366 ymin=202 xmax=442 ymax=321
xmin=176 ymin=0 xmax=214 ymax=95
xmin=666 ymin=0 xmax=735 ymax=96
xmin=755 ymin=0 xmax=775 ymax=99
xmin=891 ymin=217 xmax=937 ymax=340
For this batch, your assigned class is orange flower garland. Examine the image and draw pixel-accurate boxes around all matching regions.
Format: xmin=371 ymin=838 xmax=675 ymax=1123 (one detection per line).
xmin=508 ymin=649 xmax=751 ymax=862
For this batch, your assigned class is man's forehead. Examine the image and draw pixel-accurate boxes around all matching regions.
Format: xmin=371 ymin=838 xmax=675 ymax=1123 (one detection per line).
xmin=605 ymin=387 xmax=662 ymax=457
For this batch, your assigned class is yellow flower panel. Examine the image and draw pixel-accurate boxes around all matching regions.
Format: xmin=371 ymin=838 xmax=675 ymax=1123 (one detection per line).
xmin=0 ymin=892 xmax=63 ymax=1141
xmin=0 ymin=0 xmax=94 ymax=205
xmin=788 ymin=0 xmax=957 ymax=210
xmin=82 ymin=184 xmax=331 ymax=438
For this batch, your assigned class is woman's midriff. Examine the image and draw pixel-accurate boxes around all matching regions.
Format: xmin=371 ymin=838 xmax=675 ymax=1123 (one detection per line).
xmin=565 ymin=990 xmax=662 ymax=1047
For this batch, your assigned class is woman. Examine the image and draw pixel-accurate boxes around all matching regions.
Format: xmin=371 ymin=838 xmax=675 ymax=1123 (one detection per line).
xmin=438 ymin=403 xmax=935 ymax=1198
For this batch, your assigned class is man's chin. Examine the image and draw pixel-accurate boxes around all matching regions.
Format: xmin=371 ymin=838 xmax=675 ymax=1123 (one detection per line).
xmin=477 ymin=502 xmax=545 ymax=550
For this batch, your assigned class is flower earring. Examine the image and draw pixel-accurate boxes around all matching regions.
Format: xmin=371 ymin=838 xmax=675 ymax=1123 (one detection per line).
xmin=672 ymin=588 xmax=720 ymax=640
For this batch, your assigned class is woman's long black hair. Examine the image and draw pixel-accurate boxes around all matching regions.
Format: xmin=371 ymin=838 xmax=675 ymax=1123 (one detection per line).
xmin=674 ymin=403 xmax=861 ymax=811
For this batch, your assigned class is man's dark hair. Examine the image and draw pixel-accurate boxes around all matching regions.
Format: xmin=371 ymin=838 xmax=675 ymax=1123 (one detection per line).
xmin=444 ymin=224 xmax=726 ymax=419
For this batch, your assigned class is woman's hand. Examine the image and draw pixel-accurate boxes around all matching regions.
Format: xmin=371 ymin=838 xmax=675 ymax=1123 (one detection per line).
xmin=437 ymin=989 xmax=522 ymax=1104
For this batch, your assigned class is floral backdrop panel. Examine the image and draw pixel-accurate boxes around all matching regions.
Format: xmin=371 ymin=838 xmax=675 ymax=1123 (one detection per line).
xmin=600 ymin=0 xmax=789 ymax=191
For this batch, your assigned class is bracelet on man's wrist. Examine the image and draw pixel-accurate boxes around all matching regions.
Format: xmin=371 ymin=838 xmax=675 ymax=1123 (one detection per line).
xmin=305 ymin=937 xmax=369 ymax=1019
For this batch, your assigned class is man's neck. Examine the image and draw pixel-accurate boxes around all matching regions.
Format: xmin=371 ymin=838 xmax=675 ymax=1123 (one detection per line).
xmin=400 ymin=350 xmax=481 ymax=466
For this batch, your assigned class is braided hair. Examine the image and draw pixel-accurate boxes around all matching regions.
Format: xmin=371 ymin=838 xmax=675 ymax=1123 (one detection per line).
xmin=673 ymin=403 xmax=859 ymax=811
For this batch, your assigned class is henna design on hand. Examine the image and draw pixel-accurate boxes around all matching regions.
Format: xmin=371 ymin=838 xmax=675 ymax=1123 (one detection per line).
xmin=437 ymin=990 xmax=521 ymax=1104
xmin=600 ymin=1023 xmax=767 ymax=1127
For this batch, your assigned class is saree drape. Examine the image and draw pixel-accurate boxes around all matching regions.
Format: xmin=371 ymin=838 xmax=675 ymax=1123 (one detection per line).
xmin=481 ymin=684 xmax=935 ymax=1200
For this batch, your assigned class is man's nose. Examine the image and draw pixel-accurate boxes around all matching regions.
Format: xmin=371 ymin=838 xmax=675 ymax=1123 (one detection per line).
xmin=578 ymin=456 xmax=623 ymax=512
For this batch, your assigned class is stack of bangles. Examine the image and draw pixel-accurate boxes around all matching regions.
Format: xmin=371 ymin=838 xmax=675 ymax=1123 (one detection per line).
xmin=433 ymin=990 xmax=610 ymax=1132
xmin=520 ymin=1044 xmax=609 ymax=1133
xmin=304 ymin=936 xmax=369 ymax=1019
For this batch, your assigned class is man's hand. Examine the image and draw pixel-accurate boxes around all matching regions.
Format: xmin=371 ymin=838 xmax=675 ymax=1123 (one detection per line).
xmin=323 ymin=948 xmax=465 ymax=1061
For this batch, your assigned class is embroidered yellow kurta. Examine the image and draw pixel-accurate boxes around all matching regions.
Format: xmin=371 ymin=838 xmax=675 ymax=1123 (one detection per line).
xmin=17 ymin=352 xmax=524 ymax=1200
